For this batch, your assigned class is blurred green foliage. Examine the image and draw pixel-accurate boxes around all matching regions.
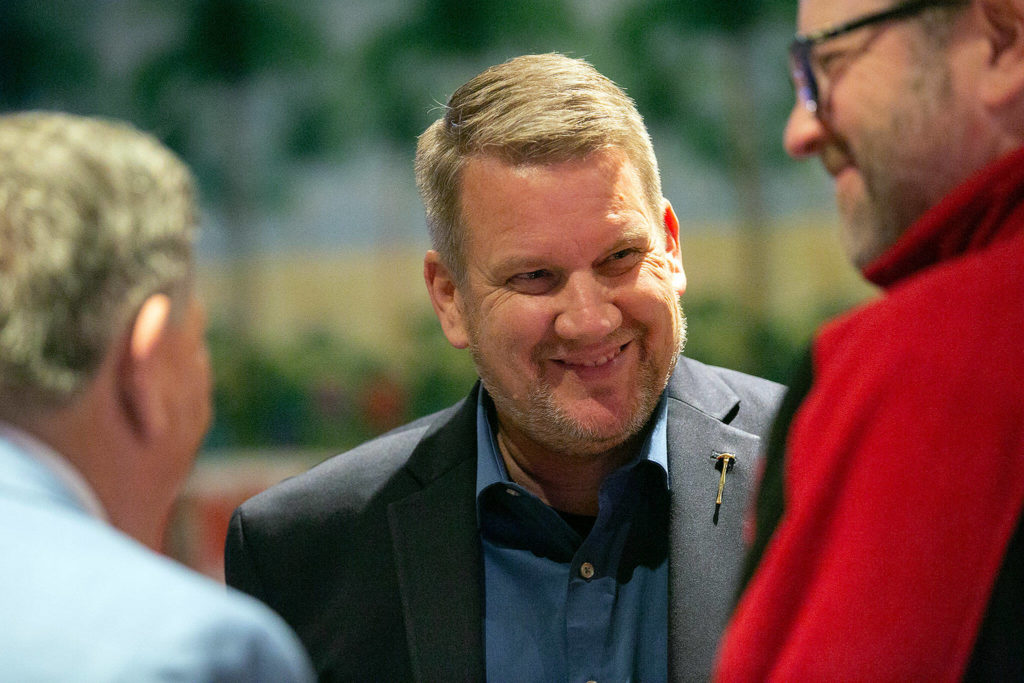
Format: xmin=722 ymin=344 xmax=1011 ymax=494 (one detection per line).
xmin=683 ymin=298 xmax=809 ymax=386
xmin=0 ymin=2 xmax=98 ymax=109
xmin=206 ymin=326 xmax=411 ymax=449
xmin=203 ymin=294 xmax=849 ymax=452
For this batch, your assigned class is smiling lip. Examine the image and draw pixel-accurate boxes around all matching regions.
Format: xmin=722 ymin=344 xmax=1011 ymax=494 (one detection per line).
xmin=554 ymin=342 xmax=629 ymax=369
xmin=824 ymin=158 xmax=852 ymax=178
xmin=821 ymin=144 xmax=854 ymax=179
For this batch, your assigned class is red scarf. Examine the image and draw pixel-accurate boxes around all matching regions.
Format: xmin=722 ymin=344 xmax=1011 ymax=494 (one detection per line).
xmin=715 ymin=147 xmax=1024 ymax=681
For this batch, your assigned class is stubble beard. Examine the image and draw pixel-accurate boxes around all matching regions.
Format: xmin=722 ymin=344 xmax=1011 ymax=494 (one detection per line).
xmin=470 ymin=305 xmax=686 ymax=458
xmin=832 ymin=41 xmax=956 ymax=270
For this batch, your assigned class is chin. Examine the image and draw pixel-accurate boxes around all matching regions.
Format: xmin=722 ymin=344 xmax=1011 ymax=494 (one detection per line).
xmin=539 ymin=401 xmax=652 ymax=456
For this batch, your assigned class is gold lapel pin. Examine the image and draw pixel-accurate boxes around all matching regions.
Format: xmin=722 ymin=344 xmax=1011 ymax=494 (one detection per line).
xmin=714 ymin=453 xmax=736 ymax=506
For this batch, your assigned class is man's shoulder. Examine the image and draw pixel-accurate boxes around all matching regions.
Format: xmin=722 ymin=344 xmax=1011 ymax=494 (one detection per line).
xmin=224 ymin=392 xmax=478 ymax=648
xmin=820 ymin=231 xmax=1024 ymax=377
xmin=669 ymin=355 xmax=785 ymax=417
xmin=235 ymin=397 xmax=468 ymax=522
xmin=683 ymin=356 xmax=783 ymax=394
xmin=0 ymin=494 xmax=313 ymax=681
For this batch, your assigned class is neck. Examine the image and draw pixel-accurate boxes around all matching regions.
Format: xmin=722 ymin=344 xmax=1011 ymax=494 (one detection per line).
xmin=20 ymin=391 xmax=176 ymax=551
xmin=864 ymin=144 xmax=1024 ymax=287
xmin=495 ymin=423 xmax=647 ymax=516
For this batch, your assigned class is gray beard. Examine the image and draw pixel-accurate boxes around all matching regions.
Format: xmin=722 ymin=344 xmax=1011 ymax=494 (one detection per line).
xmin=836 ymin=38 xmax=958 ymax=269
xmin=472 ymin=309 xmax=686 ymax=458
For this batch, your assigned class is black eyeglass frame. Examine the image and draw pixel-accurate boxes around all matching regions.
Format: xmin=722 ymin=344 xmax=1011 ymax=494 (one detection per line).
xmin=789 ymin=0 xmax=969 ymax=114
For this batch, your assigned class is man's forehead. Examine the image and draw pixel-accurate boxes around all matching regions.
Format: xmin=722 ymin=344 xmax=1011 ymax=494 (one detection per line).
xmin=462 ymin=147 xmax=626 ymax=176
xmin=798 ymin=0 xmax=899 ymax=32
xmin=459 ymin=148 xmax=642 ymax=207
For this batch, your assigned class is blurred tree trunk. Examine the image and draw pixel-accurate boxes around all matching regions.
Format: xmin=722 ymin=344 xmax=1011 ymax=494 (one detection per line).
xmin=220 ymin=83 xmax=262 ymax=336
xmin=721 ymin=33 xmax=771 ymax=322
xmin=613 ymin=0 xmax=794 ymax=368
xmin=132 ymin=0 xmax=327 ymax=339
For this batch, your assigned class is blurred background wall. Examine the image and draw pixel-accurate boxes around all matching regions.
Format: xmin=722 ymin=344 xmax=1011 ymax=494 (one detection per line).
xmin=3 ymin=0 xmax=875 ymax=579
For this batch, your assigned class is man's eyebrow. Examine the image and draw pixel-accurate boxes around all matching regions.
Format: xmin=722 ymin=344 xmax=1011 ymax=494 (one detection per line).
xmin=605 ymin=225 xmax=655 ymax=250
xmin=491 ymin=254 xmax=550 ymax=276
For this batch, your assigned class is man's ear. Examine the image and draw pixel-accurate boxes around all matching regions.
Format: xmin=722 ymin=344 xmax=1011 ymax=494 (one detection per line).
xmin=120 ymin=293 xmax=173 ymax=439
xmin=662 ymin=201 xmax=687 ymax=296
xmin=423 ymin=251 xmax=470 ymax=349
xmin=977 ymin=0 xmax=1024 ymax=108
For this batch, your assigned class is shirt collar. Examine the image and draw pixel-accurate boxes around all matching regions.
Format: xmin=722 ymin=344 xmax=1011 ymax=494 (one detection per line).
xmin=475 ymin=389 xmax=671 ymax=497
xmin=0 ymin=421 xmax=108 ymax=521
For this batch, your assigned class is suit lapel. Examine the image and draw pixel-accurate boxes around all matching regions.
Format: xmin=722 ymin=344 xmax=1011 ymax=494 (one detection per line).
xmin=383 ymin=365 xmax=767 ymax=681
xmin=664 ymin=358 xmax=765 ymax=680
xmin=387 ymin=387 xmax=485 ymax=681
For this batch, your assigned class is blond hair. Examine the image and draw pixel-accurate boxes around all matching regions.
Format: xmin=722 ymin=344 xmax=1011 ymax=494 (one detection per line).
xmin=0 ymin=112 xmax=196 ymax=406
xmin=415 ymin=53 xmax=662 ymax=283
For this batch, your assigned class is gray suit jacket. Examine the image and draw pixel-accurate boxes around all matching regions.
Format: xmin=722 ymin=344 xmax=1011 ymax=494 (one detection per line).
xmin=226 ymin=356 xmax=783 ymax=681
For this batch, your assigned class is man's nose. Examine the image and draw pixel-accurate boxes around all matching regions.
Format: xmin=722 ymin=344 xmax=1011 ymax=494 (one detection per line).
xmin=553 ymin=274 xmax=622 ymax=343
xmin=783 ymin=100 xmax=827 ymax=159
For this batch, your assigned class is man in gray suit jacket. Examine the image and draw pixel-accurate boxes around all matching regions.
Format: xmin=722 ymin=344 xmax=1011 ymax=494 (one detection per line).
xmin=226 ymin=54 xmax=782 ymax=682
xmin=0 ymin=112 xmax=314 ymax=681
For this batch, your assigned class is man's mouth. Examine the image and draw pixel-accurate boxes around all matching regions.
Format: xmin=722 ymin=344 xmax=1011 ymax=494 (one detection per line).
xmin=821 ymin=144 xmax=853 ymax=178
xmin=554 ymin=342 xmax=629 ymax=368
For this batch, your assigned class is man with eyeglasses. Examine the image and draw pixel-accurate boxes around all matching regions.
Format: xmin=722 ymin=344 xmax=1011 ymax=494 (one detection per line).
xmin=715 ymin=0 xmax=1024 ymax=679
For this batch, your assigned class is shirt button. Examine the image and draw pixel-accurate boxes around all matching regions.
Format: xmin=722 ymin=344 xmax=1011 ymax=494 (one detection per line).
xmin=579 ymin=562 xmax=595 ymax=580
xmin=504 ymin=488 xmax=520 ymax=497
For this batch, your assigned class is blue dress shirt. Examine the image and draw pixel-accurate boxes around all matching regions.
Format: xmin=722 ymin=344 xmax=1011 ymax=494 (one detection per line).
xmin=476 ymin=391 xmax=670 ymax=682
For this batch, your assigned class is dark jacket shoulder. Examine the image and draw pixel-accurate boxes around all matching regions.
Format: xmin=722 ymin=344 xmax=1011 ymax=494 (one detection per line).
xmin=668 ymin=355 xmax=785 ymax=434
xmin=237 ymin=398 xmax=467 ymax=521
xmin=225 ymin=391 xmax=480 ymax=681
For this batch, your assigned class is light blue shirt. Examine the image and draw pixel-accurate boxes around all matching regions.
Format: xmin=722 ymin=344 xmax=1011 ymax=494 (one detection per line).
xmin=0 ymin=429 xmax=315 ymax=682
xmin=477 ymin=392 xmax=670 ymax=682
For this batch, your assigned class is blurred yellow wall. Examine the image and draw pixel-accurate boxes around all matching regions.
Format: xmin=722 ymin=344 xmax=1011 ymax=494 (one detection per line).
xmin=197 ymin=215 xmax=877 ymax=360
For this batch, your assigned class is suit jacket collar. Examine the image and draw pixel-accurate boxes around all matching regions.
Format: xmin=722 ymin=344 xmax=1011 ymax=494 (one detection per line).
xmin=665 ymin=354 xmax=740 ymax=421
xmin=664 ymin=357 xmax=765 ymax=680
xmin=389 ymin=360 xmax=763 ymax=681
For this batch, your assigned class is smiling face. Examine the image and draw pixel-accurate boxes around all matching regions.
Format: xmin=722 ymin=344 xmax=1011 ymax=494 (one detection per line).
xmin=784 ymin=0 xmax=977 ymax=269
xmin=428 ymin=147 xmax=686 ymax=459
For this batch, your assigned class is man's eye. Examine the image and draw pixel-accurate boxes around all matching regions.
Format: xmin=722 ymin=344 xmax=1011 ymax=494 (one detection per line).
xmin=508 ymin=270 xmax=556 ymax=294
xmin=813 ymin=47 xmax=848 ymax=77
xmin=601 ymin=249 xmax=643 ymax=275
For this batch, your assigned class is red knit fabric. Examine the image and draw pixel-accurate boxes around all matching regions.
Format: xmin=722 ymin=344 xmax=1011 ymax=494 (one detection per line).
xmin=715 ymin=147 xmax=1024 ymax=681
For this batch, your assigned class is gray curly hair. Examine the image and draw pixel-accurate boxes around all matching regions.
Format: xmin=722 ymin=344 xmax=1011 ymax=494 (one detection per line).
xmin=0 ymin=112 xmax=196 ymax=407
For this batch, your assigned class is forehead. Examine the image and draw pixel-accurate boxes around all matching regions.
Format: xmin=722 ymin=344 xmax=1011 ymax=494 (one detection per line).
xmin=460 ymin=149 xmax=653 ymax=227
xmin=458 ymin=149 xmax=657 ymax=261
xmin=798 ymin=0 xmax=899 ymax=32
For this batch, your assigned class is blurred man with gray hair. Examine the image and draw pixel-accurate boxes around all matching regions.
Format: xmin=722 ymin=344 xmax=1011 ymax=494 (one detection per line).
xmin=0 ymin=111 xmax=313 ymax=681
